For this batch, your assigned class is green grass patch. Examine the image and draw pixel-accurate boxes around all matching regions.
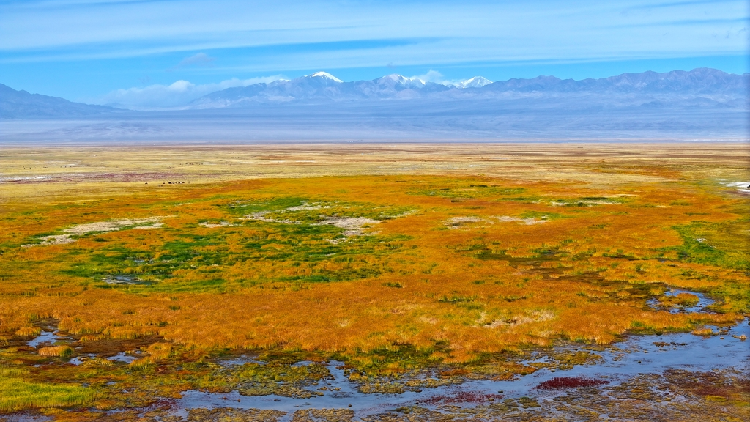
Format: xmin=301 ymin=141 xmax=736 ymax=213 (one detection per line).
xmin=519 ymin=211 xmax=570 ymax=220
xmin=59 ymin=218 xmax=412 ymax=293
xmin=221 ymin=197 xmax=308 ymax=216
xmin=409 ymin=185 xmax=526 ymax=200
xmin=0 ymin=377 xmax=94 ymax=412
xmin=668 ymin=221 xmax=750 ymax=271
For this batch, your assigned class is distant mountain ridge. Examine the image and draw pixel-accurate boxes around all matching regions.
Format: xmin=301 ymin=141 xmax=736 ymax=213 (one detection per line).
xmin=486 ymin=67 xmax=746 ymax=94
xmin=192 ymin=68 xmax=747 ymax=108
xmin=192 ymin=72 xmax=455 ymax=108
xmin=2 ymin=67 xmax=746 ymax=142
xmin=0 ymin=84 xmax=116 ymax=118
xmin=1 ymin=68 xmax=746 ymax=119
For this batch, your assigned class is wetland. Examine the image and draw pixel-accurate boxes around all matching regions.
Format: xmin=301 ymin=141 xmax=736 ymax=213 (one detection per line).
xmin=0 ymin=143 xmax=748 ymax=421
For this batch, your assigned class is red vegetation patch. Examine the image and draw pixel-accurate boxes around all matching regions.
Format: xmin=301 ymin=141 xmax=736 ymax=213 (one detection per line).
xmin=535 ymin=376 xmax=609 ymax=390
xmin=419 ymin=390 xmax=503 ymax=405
xmin=666 ymin=369 xmax=750 ymax=398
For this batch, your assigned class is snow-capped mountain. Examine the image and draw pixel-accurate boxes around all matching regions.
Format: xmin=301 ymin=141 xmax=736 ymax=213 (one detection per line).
xmin=191 ymin=72 xmax=455 ymax=107
xmin=4 ymin=68 xmax=744 ymax=118
xmin=376 ymin=74 xmax=427 ymax=88
xmin=375 ymin=74 xmax=491 ymax=89
xmin=190 ymin=68 xmax=746 ymax=109
xmin=452 ymin=76 xmax=492 ymax=88
xmin=3 ymin=68 xmax=746 ymax=142
xmin=373 ymin=74 xmax=491 ymax=89
xmin=306 ymin=72 xmax=343 ymax=83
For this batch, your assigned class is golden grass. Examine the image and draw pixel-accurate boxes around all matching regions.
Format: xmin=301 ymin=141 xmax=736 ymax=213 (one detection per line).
xmin=1 ymin=146 xmax=748 ymax=351
xmin=38 ymin=346 xmax=74 ymax=357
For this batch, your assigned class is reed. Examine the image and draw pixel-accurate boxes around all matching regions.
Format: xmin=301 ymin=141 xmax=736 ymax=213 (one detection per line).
xmin=38 ymin=345 xmax=74 ymax=358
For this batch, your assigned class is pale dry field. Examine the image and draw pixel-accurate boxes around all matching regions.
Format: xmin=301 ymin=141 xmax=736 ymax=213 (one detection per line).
xmin=2 ymin=143 xmax=747 ymax=205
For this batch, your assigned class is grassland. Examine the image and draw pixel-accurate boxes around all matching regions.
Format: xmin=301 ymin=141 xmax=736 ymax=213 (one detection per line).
xmin=0 ymin=143 xmax=748 ymax=420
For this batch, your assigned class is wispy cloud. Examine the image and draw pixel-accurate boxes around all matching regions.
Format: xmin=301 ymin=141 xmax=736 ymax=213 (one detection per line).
xmin=1 ymin=1 xmax=746 ymax=59
xmin=1 ymin=0 xmax=747 ymax=99
xmin=0 ymin=37 xmax=429 ymax=64
xmin=624 ymin=0 xmax=739 ymax=11
xmin=176 ymin=52 xmax=215 ymax=66
xmin=609 ymin=17 xmax=749 ymax=28
xmin=93 ymin=75 xmax=287 ymax=109
xmin=167 ymin=52 xmax=215 ymax=71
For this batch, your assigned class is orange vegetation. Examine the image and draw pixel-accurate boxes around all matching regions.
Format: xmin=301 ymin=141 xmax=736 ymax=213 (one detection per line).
xmin=1 ymin=162 xmax=747 ymax=363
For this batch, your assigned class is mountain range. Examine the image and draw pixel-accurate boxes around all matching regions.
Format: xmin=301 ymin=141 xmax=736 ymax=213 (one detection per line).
xmin=0 ymin=83 xmax=116 ymax=118
xmin=190 ymin=72 xmax=482 ymax=108
xmin=0 ymin=68 xmax=746 ymax=117
xmin=1 ymin=68 xmax=746 ymax=143
xmin=191 ymin=68 xmax=746 ymax=109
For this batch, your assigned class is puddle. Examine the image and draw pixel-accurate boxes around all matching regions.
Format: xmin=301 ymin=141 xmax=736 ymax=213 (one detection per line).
xmin=175 ymin=361 xmax=416 ymax=418
xmin=69 ymin=352 xmax=137 ymax=365
xmin=487 ymin=318 xmax=749 ymax=395
xmin=0 ymin=415 xmax=53 ymax=422
xmin=647 ymin=288 xmax=715 ymax=314
xmin=69 ymin=353 xmax=98 ymax=365
xmin=103 ymin=275 xmax=148 ymax=285
xmin=107 ymin=352 xmax=137 ymax=363
xmin=172 ymin=318 xmax=750 ymax=418
xmin=216 ymin=355 xmax=265 ymax=368
xmin=27 ymin=331 xmax=59 ymax=348
xmin=719 ymin=180 xmax=750 ymax=194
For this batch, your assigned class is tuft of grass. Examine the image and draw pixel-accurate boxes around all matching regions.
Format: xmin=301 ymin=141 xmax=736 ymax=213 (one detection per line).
xmin=0 ymin=377 xmax=94 ymax=412
xmin=38 ymin=345 xmax=74 ymax=358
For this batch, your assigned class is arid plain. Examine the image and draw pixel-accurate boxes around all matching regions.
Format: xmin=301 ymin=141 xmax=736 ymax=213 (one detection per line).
xmin=0 ymin=143 xmax=748 ymax=421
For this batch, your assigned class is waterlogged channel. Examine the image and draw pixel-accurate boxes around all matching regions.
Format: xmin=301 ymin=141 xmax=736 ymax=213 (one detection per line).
xmin=18 ymin=290 xmax=749 ymax=420
xmin=647 ymin=289 xmax=715 ymax=314
xmin=171 ymin=319 xmax=750 ymax=419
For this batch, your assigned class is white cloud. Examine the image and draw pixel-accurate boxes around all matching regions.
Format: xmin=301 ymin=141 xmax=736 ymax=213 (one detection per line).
xmin=94 ymin=75 xmax=287 ymax=109
xmin=410 ymin=70 xmax=445 ymax=84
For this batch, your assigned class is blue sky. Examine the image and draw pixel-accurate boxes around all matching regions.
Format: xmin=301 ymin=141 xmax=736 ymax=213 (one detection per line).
xmin=0 ymin=0 xmax=747 ymax=107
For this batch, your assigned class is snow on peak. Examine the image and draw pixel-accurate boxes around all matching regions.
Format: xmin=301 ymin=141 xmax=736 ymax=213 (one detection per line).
xmin=381 ymin=74 xmax=491 ymax=88
xmin=382 ymin=74 xmax=407 ymax=82
xmin=378 ymin=74 xmax=426 ymax=86
xmin=308 ymin=72 xmax=343 ymax=82
xmin=453 ymin=76 xmax=492 ymax=88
